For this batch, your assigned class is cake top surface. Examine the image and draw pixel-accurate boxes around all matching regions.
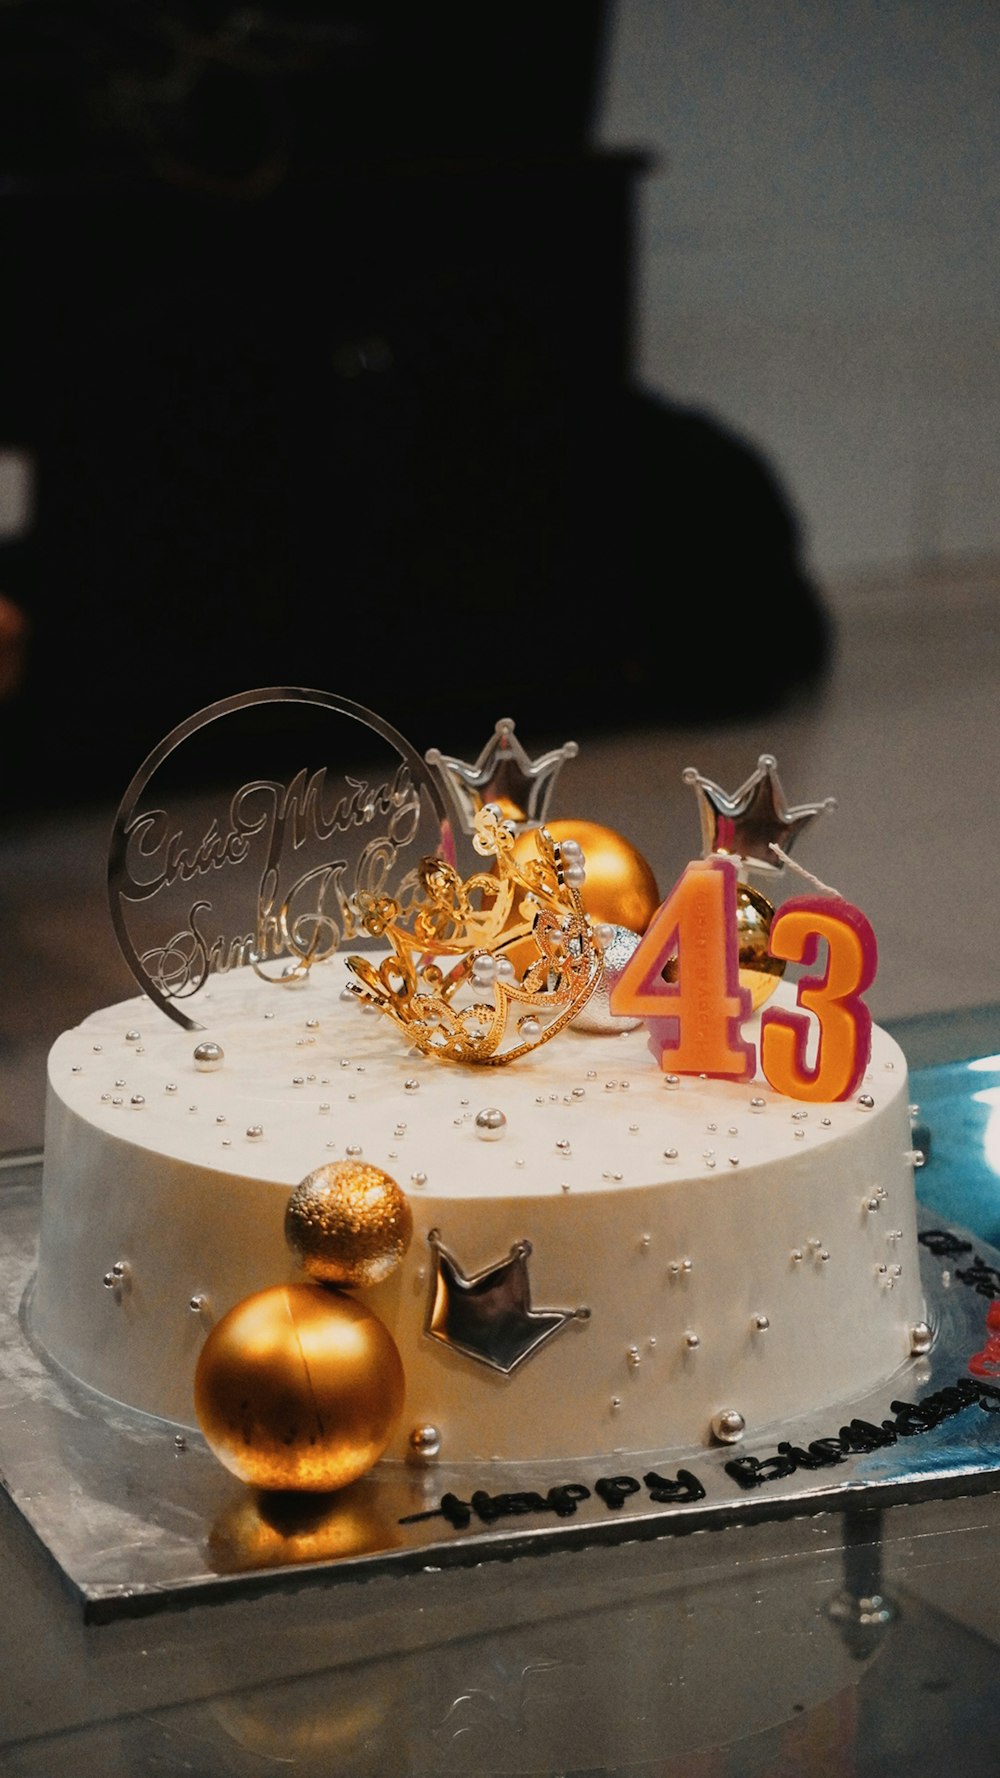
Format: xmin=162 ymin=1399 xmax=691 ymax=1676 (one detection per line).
xmin=48 ymin=958 xmax=910 ymax=1200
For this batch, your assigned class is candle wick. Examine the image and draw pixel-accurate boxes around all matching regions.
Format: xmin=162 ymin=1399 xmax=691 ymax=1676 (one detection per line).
xmin=769 ymin=843 xmax=841 ymax=898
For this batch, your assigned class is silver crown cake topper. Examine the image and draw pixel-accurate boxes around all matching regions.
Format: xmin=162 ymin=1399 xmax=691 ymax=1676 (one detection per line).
xmin=426 ymin=716 xmax=578 ymax=838
xmin=682 ymin=753 xmax=836 ymax=876
xmin=424 ymin=1229 xmax=590 ymax=1373
xmin=107 ymin=687 xmax=447 ymax=1031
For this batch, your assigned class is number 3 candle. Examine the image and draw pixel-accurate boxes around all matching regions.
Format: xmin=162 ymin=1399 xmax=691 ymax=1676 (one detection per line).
xmin=609 ymin=855 xmax=755 ymax=1078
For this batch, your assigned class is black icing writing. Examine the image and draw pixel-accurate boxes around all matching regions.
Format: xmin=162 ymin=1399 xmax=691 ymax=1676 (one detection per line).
xmin=725 ymin=1376 xmax=1000 ymax=1491
xmin=644 ymin=1468 xmax=707 ymax=1504
xmin=595 ymin=1474 xmax=641 ymax=1510
xmin=954 ymin=1258 xmax=1000 ymax=1299
xmin=919 ymin=1228 xmax=973 ymax=1258
xmin=917 ymin=1230 xmax=1000 ymax=1301
xmin=399 ymin=1467 xmax=705 ymax=1530
xmin=400 ymin=1484 xmax=592 ymax=1530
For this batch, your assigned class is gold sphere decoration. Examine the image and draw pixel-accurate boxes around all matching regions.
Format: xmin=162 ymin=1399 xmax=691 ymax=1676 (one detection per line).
xmin=285 ymin=1160 xmax=412 ymax=1287
xmin=194 ymin=1283 xmax=405 ymax=1491
xmin=512 ymin=819 xmax=661 ymax=936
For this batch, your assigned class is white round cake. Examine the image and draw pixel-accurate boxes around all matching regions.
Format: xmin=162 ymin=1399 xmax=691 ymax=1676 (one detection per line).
xmin=30 ymin=953 xmax=927 ymax=1467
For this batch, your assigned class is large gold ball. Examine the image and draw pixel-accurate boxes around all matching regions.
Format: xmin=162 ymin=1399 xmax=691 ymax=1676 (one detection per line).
xmin=194 ymin=1284 xmax=405 ymax=1491
xmin=285 ymin=1160 xmax=412 ymax=1287
xmin=513 ymin=819 xmax=661 ymax=935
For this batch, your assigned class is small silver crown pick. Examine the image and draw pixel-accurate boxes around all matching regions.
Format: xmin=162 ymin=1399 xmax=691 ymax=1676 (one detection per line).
xmin=426 ymin=717 xmax=578 ymax=838
xmin=682 ymin=753 xmax=836 ymax=876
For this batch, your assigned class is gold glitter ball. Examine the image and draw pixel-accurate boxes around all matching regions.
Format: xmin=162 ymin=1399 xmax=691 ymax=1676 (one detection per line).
xmin=285 ymin=1160 xmax=413 ymax=1287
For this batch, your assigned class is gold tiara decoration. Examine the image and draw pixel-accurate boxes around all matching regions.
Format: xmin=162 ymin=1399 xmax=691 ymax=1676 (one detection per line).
xmin=345 ymin=806 xmax=603 ymax=1065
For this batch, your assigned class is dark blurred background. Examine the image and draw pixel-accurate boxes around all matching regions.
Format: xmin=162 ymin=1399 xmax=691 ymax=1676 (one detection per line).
xmin=0 ymin=1 xmax=832 ymax=813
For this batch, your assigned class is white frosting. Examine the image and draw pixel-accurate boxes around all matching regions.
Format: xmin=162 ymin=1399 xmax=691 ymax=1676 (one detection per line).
xmin=31 ymin=957 xmax=926 ymax=1465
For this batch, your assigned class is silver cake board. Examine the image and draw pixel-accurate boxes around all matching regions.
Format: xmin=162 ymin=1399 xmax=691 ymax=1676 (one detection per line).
xmin=3 ymin=1153 xmax=1000 ymax=1624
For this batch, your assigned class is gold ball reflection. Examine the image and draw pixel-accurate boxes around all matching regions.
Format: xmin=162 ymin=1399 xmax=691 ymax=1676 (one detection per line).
xmin=736 ymin=881 xmax=785 ymax=1012
xmin=209 ymin=1481 xmax=399 ymax=1572
xmin=513 ymin=819 xmax=661 ymax=935
xmin=194 ymin=1283 xmax=405 ymax=1491
xmin=285 ymin=1159 xmax=413 ymax=1287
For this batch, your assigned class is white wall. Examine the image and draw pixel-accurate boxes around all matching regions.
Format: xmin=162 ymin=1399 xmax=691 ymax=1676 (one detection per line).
xmin=597 ymin=0 xmax=1000 ymax=595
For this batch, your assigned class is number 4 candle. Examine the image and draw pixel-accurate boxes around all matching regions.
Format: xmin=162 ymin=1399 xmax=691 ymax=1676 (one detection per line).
xmin=608 ymin=856 xmax=755 ymax=1078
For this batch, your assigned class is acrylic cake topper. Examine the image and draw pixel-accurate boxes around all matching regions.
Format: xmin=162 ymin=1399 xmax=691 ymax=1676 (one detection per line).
xmin=107 ymin=688 xmax=448 ymax=1031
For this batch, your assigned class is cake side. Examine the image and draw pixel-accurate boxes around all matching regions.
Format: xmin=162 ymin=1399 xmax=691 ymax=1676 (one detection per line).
xmin=30 ymin=958 xmax=926 ymax=1464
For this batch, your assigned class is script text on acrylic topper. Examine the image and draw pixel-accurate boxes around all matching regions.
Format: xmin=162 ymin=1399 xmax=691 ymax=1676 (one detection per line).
xmin=107 ymin=688 xmax=447 ymax=1031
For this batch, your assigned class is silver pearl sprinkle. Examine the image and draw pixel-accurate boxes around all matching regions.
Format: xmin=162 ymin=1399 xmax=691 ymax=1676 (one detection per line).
xmin=407 ymin=1424 xmax=441 ymax=1463
xmin=683 ymin=1331 xmax=700 ymax=1349
xmin=125 ymin=1029 xmax=141 ymax=1043
xmin=752 ymin=1314 xmax=770 ymax=1332
xmin=857 ymin=1093 xmax=875 ymax=1109
xmin=910 ymin=1321 xmax=933 ymax=1355
xmin=710 ymin=1408 xmax=746 ymax=1445
xmin=193 ymin=1041 xmax=224 ymax=1072
xmin=246 ymin=1124 xmax=263 ymax=1140
xmin=102 ymin=1259 xmax=130 ymax=1298
xmin=474 ymin=1107 xmax=507 ymax=1141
